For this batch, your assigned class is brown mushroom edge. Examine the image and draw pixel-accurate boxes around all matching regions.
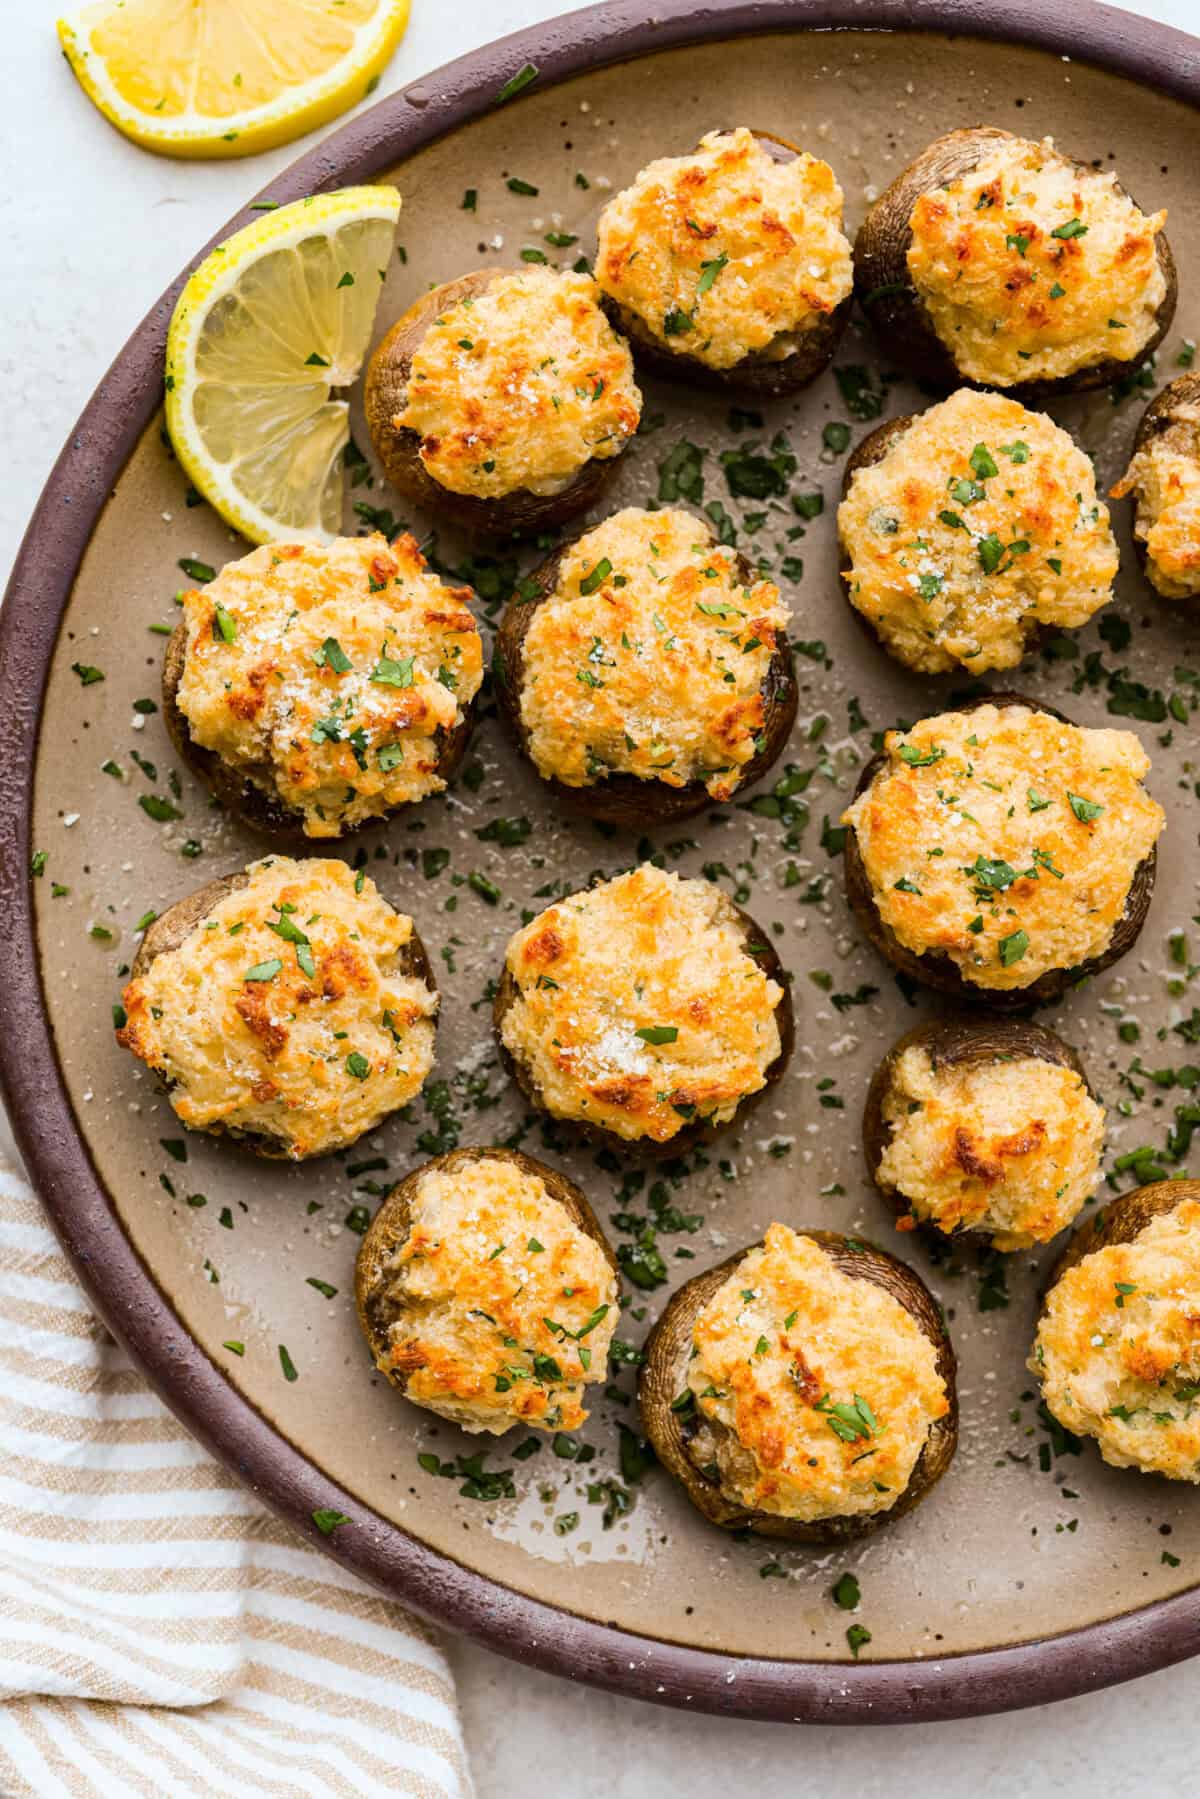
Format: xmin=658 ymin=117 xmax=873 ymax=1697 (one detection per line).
xmin=1121 ymin=370 xmax=1200 ymax=597
xmin=123 ymin=870 xmax=438 ymax=1161
xmin=842 ymin=690 xmax=1159 ymax=1010
xmin=862 ymin=1013 xmax=1094 ymax=1249
xmin=852 ymin=125 xmax=1178 ymax=399
xmin=492 ymin=893 xmax=795 ymax=1160
xmin=355 ymin=1145 xmax=619 ymax=1398
xmin=599 ymin=130 xmax=851 ymax=396
xmin=363 ymin=268 xmax=632 ymax=538
xmin=491 ymin=522 xmax=800 ymax=829
xmin=162 ymin=619 xmax=479 ymax=843
xmin=638 ymin=1229 xmax=959 ymax=1542
xmin=837 ymin=415 xmax=1086 ymax=672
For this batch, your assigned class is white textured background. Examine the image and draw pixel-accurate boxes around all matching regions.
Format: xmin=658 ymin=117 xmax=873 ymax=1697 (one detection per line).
xmin=2 ymin=3 xmax=1197 ymax=1793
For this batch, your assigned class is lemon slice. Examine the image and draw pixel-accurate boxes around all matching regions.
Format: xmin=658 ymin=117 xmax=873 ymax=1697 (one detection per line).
xmin=165 ymin=187 xmax=401 ymax=545
xmin=57 ymin=0 xmax=410 ymax=159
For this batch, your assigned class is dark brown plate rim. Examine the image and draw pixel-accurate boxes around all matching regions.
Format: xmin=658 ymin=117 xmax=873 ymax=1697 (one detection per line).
xmin=3 ymin=0 xmax=1200 ymax=1726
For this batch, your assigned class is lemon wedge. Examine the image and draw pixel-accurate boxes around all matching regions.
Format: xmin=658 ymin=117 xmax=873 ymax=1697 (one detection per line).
xmin=57 ymin=0 xmax=410 ymax=159
xmin=165 ymin=187 xmax=401 ymax=545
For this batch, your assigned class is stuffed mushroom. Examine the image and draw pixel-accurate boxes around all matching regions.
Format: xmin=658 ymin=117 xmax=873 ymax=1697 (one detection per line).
xmin=1111 ymin=371 xmax=1200 ymax=599
xmin=116 ymin=856 xmax=438 ymax=1160
xmin=842 ymin=695 xmax=1163 ymax=1008
xmin=838 ymin=389 xmax=1118 ymax=674
xmin=639 ymin=1223 xmax=957 ymax=1541
xmin=854 ymin=127 xmax=1175 ymax=396
xmin=863 ymin=1015 xmax=1105 ymax=1251
xmin=594 ymin=126 xmax=853 ymax=394
xmin=1031 ymin=1181 xmax=1200 ymax=1481
xmin=363 ymin=266 xmax=642 ymax=536
xmin=164 ymin=533 xmax=483 ymax=839
xmin=493 ymin=863 xmax=793 ymax=1156
xmin=493 ymin=505 xmax=798 ymax=826
xmin=356 ymin=1147 xmax=618 ymax=1435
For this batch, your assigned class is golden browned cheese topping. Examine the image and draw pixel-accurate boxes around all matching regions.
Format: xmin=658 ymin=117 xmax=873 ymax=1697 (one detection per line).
xmin=906 ymin=134 xmax=1167 ymax=387
xmin=879 ymin=1047 xmax=1105 ymax=1251
xmin=117 ymin=858 xmax=437 ymax=1159
xmin=517 ymin=508 xmax=790 ymax=799
xmin=394 ymin=268 xmax=641 ymax=498
xmin=175 ymin=534 xmax=483 ymax=837
xmin=499 ymin=865 xmax=783 ymax=1144
xmin=842 ymin=704 xmax=1164 ymax=991
xmin=375 ymin=1156 xmax=618 ymax=1435
xmin=687 ymin=1225 xmax=948 ymax=1522
xmin=1112 ymin=404 xmax=1200 ymax=599
xmin=1032 ymin=1200 xmax=1200 ymax=1480
xmin=838 ymin=390 xmax=1118 ymax=673
xmin=595 ymin=128 xmax=852 ymax=370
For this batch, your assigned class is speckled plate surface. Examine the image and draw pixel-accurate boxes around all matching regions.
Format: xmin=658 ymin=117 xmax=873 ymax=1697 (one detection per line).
xmin=4 ymin=0 xmax=1200 ymax=1723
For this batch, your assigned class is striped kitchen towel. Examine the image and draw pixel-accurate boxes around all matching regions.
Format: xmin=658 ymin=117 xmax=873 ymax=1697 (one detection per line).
xmin=0 ymin=1131 xmax=472 ymax=1799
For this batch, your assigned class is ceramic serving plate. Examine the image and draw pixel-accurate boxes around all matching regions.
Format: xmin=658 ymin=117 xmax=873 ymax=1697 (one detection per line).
xmin=4 ymin=0 xmax=1200 ymax=1724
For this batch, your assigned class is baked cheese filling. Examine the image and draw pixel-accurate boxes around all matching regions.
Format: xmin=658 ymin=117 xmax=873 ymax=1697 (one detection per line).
xmin=1112 ymin=404 xmax=1200 ymax=599
xmin=395 ymin=268 xmax=641 ymax=498
xmin=839 ymin=389 xmax=1117 ymax=673
xmin=596 ymin=127 xmax=852 ymax=370
xmin=879 ymin=1047 xmax=1104 ymax=1250
xmin=376 ymin=1156 xmax=618 ymax=1435
xmin=175 ymin=534 xmax=483 ymax=837
xmin=906 ymin=134 xmax=1167 ymax=387
xmin=842 ymin=703 xmax=1164 ymax=991
xmin=118 ymin=858 xmax=437 ymax=1159
xmin=1032 ymin=1201 xmax=1200 ymax=1480
xmin=686 ymin=1225 xmax=948 ymax=1521
xmin=517 ymin=507 xmax=790 ymax=798
xmin=499 ymin=865 xmax=783 ymax=1143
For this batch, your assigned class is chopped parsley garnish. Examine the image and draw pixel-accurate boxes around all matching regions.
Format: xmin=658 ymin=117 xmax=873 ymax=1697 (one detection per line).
xmin=243 ymin=958 xmax=282 ymax=982
xmin=372 ymin=649 xmax=415 ymax=687
xmin=977 ymin=532 xmax=1005 ymax=574
xmin=579 ymin=558 xmax=612 ymax=595
xmin=831 ymin=1572 xmax=860 ymax=1610
xmin=495 ymin=62 xmax=538 ymax=103
xmin=178 ymin=557 xmax=215 ymax=583
xmin=815 ymin=1392 xmax=879 ymax=1443
xmin=1067 ymin=792 xmax=1105 ymax=823
xmin=969 ymin=443 xmax=999 ymax=480
xmin=696 ymin=252 xmax=728 ymax=295
xmin=998 ymin=929 xmax=1030 ymax=967
xmin=965 ymin=854 xmax=1020 ymax=892
xmin=212 ymin=603 xmax=237 ymax=643
xmin=316 ymin=636 xmax=352 ymax=673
